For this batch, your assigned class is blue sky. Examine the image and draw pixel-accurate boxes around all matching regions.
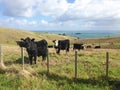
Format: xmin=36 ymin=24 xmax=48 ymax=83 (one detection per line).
xmin=0 ymin=0 xmax=120 ymax=31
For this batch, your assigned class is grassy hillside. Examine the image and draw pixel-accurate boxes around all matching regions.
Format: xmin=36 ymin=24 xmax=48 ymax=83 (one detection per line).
xmin=0 ymin=27 xmax=120 ymax=49
xmin=0 ymin=27 xmax=40 ymax=45
xmin=74 ymin=36 xmax=120 ymax=49
xmin=78 ymin=36 xmax=120 ymax=44
xmin=34 ymin=32 xmax=76 ymax=45
xmin=0 ymin=27 xmax=76 ymax=45
xmin=0 ymin=27 xmax=120 ymax=90
xmin=0 ymin=46 xmax=120 ymax=90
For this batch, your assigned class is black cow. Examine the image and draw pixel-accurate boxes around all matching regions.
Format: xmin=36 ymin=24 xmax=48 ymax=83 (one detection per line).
xmin=17 ymin=37 xmax=48 ymax=65
xmin=35 ymin=39 xmax=48 ymax=60
xmin=86 ymin=45 xmax=92 ymax=48
xmin=73 ymin=43 xmax=84 ymax=50
xmin=48 ymin=45 xmax=54 ymax=48
xmin=94 ymin=46 xmax=101 ymax=49
xmin=53 ymin=39 xmax=70 ymax=54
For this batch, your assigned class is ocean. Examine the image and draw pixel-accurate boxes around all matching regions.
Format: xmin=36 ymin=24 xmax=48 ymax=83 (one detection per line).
xmin=36 ymin=30 xmax=120 ymax=39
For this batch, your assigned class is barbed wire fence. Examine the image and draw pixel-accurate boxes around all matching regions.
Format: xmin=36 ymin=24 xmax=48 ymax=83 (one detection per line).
xmin=0 ymin=45 xmax=109 ymax=81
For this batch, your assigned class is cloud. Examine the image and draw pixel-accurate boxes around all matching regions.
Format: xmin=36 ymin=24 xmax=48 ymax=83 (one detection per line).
xmin=2 ymin=0 xmax=69 ymax=18
xmin=0 ymin=17 xmax=56 ymax=30
xmin=53 ymin=0 xmax=120 ymax=30
xmin=3 ymin=0 xmax=35 ymax=17
xmin=57 ymin=0 xmax=120 ymax=21
xmin=35 ymin=0 xmax=68 ymax=18
xmin=2 ymin=0 xmax=120 ymax=20
xmin=0 ymin=18 xmax=36 ymax=29
xmin=0 ymin=0 xmax=120 ymax=30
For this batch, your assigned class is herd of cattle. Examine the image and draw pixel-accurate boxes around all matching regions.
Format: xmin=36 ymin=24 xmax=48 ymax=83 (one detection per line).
xmin=17 ymin=37 xmax=101 ymax=65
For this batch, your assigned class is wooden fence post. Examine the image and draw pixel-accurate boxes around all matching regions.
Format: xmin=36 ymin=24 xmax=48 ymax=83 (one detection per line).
xmin=0 ymin=45 xmax=6 ymax=68
xmin=0 ymin=45 xmax=3 ymax=65
xmin=21 ymin=47 xmax=24 ymax=70
xmin=75 ymin=51 xmax=78 ymax=79
xmin=106 ymin=52 xmax=109 ymax=81
xmin=47 ymin=53 xmax=49 ymax=75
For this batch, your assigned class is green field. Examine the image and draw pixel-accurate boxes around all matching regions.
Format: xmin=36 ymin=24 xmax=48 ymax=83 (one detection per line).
xmin=0 ymin=27 xmax=120 ymax=90
xmin=0 ymin=45 xmax=120 ymax=90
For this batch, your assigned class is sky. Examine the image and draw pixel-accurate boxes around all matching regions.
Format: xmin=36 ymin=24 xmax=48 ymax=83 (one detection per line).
xmin=0 ymin=0 xmax=120 ymax=31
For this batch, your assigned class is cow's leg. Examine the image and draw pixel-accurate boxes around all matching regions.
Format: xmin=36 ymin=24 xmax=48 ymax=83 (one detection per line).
xmin=73 ymin=48 xmax=75 ymax=51
xmin=42 ymin=55 xmax=46 ymax=61
xmin=66 ymin=47 xmax=69 ymax=55
xmin=29 ymin=56 xmax=33 ymax=65
xmin=34 ymin=56 xmax=37 ymax=64
xmin=57 ymin=48 xmax=60 ymax=54
xmin=66 ymin=50 xmax=69 ymax=55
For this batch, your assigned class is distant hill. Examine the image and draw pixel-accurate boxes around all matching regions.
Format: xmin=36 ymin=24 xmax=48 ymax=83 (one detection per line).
xmin=0 ymin=27 xmax=76 ymax=45
xmin=0 ymin=27 xmax=39 ymax=45
xmin=74 ymin=36 xmax=120 ymax=49
xmin=0 ymin=27 xmax=120 ymax=48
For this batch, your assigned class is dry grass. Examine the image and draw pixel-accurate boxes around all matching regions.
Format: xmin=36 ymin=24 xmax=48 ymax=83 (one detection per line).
xmin=1 ymin=27 xmax=120 ymax=49
xmin=0 ymin=27 xmax=120 ymax=89
xmin=0 ymin=27 xmax=76 ymax=45
xmin=0 ymin=44 xmax=120 ymax=90
xmin=77 ymin=36 xmax=120 ymax=44
xmin=0 ymin=27 xmax=40 ymax=45
xmin=73 ymin=36 xmax=120 ymax=49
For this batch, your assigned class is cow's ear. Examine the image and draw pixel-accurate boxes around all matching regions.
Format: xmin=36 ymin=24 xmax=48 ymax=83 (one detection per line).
xmin=43 ymin=40 xmax=48 ymax=45
xmin=31 ymin=38 xmax=35 ymax=41
xmin=21 ymin=38 xmax=24 ymax=41
xmin=52 ymin=40 xmax=56 ymax=43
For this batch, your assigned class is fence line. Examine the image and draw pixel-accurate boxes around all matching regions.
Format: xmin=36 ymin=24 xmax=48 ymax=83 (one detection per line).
xmin=20 ymin=47 xmax=50 ymax=74
xmin=74 ymin=50 xmax=109 ymax=80
xmin=0 ymin=45 xmax=3 ymax=65
xmin=106 ymin=52 xmax=109 ymax=81
xmin=0 ymin=45 xmax=6 ymax=68
xmin=47 ymin=54 xmax=50 ymax=75
xmin=21 ymin=47 xmax=24 ymax=70
xmin=0 ymin=45 xmax=110 ymax=80
xmin=75 ymin=51 xmax=78 ymax=79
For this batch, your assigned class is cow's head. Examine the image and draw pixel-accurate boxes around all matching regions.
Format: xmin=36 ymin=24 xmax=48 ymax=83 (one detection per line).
xmin=53 ymin=40 xmax=60 ymax=54
xmin=16 ymin=41 xmax=26 ymax=47
xmin=17 ymin=37 xmax=35 ymax=49
xmin=53 ymin=40 xmax=59 ymax=48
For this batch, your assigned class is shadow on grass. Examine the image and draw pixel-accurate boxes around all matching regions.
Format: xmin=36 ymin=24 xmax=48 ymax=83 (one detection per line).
xmin=14 ymin=56 xmax=29 ymax=64
xmin=38 ymin=71 xmax=120 ymax=90
xmin=4 ymin=57 xmax=29 ymax=65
